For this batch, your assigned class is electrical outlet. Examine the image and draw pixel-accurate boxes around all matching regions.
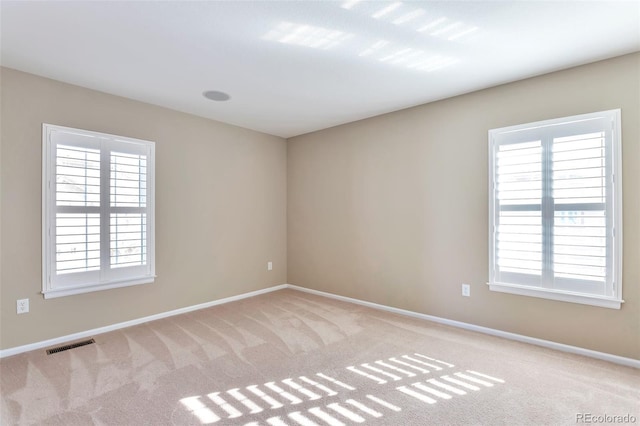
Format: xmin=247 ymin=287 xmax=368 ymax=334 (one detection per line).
xmin=462 ymin=284 xmax=471 ymax=297
xmin=267 ymin=261 xmax=273 ymax=271
xmin=17 ymin=298 xmax=29 ymax=314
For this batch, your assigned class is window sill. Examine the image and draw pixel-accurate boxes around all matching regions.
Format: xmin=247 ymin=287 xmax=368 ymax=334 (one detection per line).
xmin=42 ymin=276 xmax=155 ymax=299
xmin=487 ymin=282 xmax=623 ymax=309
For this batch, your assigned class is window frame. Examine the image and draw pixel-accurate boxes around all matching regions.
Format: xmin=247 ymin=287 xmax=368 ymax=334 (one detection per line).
xmin=488 ymin=110 xmax=623 ymax=309
xmin=42 ymin=123 xmax=156 ymax=299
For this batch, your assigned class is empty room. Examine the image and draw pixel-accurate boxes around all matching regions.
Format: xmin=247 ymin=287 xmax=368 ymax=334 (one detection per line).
xmin=1 ymin=1 xmax=639 ymax=425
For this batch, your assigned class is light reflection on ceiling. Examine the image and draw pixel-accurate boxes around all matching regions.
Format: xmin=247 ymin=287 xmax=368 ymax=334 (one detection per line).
xmin=357 ymin=1 xmax=479 ymax=43
xmin=5 ymin=1 xmax=634 ymax=138
xmin=262 ymin=1 xmax=479 ymax=73
xmin=371 ymin=2 xmax=403 ymax=20
xmin=262 ymin=22 xmax=354 ymax=50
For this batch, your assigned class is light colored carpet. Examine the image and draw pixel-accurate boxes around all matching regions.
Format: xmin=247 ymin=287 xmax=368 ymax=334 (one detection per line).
xmin=1 ymin=289 xmax=638 ymax=425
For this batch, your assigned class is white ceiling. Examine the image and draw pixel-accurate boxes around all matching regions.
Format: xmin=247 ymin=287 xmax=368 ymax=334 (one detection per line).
xmin=1 ymin=1 xmax=639 ymax=138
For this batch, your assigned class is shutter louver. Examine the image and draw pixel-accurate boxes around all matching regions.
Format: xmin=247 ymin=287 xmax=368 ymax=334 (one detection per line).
xmin=496 ymin=141 xmax=542 ymax=279
xmin=110 ymin=213 xmax=147 ymax=268
xmin=55 ymin=144 xmax=101 ymax=274
xmin=110 ymin=151 xmax=147 ymax=208
xmin=110 ymin=151 xmax=148 ymax=268
xmin=56 ymin=145 xmax=100 ymax=207
xmin=552 ymin=132 xmax=607 ymax=285
xmin=56 ymin=213 xmax=100 ymax=274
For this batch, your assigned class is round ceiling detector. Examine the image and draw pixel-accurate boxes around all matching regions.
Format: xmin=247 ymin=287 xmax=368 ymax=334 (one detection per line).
xmin=203 ymin=90 xmax=231 ymax=101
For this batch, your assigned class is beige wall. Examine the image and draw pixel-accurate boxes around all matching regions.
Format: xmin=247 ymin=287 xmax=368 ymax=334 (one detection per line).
xmin=288 ymin=53 xmax=640 ymax=359
xmin=2 ymin=54 xmax=639 ymax=360
xmin=0 ymin=68 xmax=287 ymax=349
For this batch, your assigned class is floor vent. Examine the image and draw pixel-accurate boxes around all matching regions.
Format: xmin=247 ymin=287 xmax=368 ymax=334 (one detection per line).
xmin=46 ymin=338 xmax=95 ymax=355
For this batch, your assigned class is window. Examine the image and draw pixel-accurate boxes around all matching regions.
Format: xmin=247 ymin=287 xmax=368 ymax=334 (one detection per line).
xmin=42 ymin=124 xmax=155 ymax=298
xmin=488 ymin=110 xmax=622 ymax=309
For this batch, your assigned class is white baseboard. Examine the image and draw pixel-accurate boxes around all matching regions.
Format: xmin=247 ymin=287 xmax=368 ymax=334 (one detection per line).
xmin=286 ymin=284 xmax=640 ymax=369
xmin=0 ymin=284 xmax=288 ymax=359
xmin=2 ymin=282 xmax=638 ymax=369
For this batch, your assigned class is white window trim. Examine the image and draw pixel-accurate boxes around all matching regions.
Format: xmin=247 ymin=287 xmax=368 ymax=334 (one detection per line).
xmin=42 ymin=124 xmax=156 ymax=299
xmin=488 ymin=110 xmax=623 ymax=309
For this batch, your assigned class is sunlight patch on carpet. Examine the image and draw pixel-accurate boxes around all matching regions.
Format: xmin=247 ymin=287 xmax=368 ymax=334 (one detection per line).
xmin=178 ymin=352 xmax=504 ymax=424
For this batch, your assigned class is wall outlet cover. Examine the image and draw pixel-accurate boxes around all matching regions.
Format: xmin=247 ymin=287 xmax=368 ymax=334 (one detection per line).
xmin=17 ymin=298 xmax=29 ymax=314
xmin=462 ymin=284 xmax=471 ymax=297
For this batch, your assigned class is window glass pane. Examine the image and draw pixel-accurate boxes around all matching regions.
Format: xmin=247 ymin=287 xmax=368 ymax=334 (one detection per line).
xmin=110 ymin=213 xmax=147 ymax=268
xmin=56 ymin=145 xmax=100 ymax=207
xmin=56 ymin=213 xmax=100 ymax=274
xmin=111 ymin=152 xmax=147 ymax=207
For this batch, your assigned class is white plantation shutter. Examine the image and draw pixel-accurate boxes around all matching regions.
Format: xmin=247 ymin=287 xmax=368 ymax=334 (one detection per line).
xmin=552 ymin=132 xmax=608 ymax=293
xmin=110 ymin=149 xmax=148 ymax=273
xmin=55 ymin=144 xmax=101 ymax=276
xmin=488 ymin=110 xmax=622 ymax=309
xmin=43 ymin=125 xmax=155 ymax=298
xmin=495 ymin=140 xmax=543 ymax=287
